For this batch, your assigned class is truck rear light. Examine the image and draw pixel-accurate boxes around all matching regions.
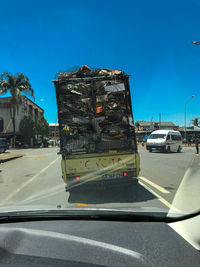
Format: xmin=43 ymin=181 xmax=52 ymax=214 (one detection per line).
xmin=123 ymin=170 xmax=136 ymax=178
xmin=69 ymin=176 xmax=80 ymax=182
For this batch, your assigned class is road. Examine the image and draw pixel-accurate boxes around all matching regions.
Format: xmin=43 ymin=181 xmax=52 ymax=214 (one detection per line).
xmin=0 ymin=146 xmax=197 ymax=212
xmin=0 ymin=148 xmax=65 ymax=208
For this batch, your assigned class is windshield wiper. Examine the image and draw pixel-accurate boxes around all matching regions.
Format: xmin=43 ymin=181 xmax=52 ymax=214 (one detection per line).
xmin=0 ymin=208 xmax=199 ymax=223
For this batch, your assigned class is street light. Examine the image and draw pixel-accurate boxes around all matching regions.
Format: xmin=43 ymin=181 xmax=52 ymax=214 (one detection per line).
xmin=185 ymin=95 xmax=195 ymax=141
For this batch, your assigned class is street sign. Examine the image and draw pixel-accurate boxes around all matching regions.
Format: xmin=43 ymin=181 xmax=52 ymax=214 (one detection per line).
xmin=173 ymin=126 xmax=179 ymax=131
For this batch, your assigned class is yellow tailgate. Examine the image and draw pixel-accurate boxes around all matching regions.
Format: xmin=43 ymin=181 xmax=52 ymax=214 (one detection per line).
xmin=61 ymin=152 xmax=140 ymax=183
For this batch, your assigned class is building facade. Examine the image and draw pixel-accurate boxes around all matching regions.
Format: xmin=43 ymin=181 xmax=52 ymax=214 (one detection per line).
xmin=136 ymin=121 xmax=177 ymax=131
xmin=135 ymin=121 xmax=179 ymax=142
xmin=49 ymin=123 xmax=59 ymax=140
xmin=0 ymin=96 xmax=44 ymax=137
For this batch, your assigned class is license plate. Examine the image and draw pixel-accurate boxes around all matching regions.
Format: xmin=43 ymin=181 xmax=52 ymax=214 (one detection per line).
xmin=102 ymin=174 xmax=123 ymax=180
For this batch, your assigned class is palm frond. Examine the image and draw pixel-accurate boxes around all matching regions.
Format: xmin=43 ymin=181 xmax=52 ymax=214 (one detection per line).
xmin=0 ymin=72 xmax=10 ymax=95
xmin=0 ymin=72 xmax=15 ymax=95
xmin=0 ymin=72 xmax=10 ymax=80
xmin=16 ymin=72 xmax=34 ymax=98
xmin=0 ymin=85 xmax=8 ymax=95
xmin=8 ymin=74 xmax=15 ymax=88
xmin=0 ymin=71 xmax=34 ymax=101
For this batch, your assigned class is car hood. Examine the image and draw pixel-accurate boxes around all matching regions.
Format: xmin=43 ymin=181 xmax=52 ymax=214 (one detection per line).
xmin=0 ymin=204 xmax=182 ymax=218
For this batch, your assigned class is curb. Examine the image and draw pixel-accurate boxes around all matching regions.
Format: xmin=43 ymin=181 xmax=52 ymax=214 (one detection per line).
xmin=0 ymin=154 xmax=24 ymax=163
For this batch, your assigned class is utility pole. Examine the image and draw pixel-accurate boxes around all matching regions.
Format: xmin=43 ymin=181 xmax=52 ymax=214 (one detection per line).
xmin=150 ymin=117 xmax=154 ymax=131
xmin=159 ymin=113 xmax=161 ymax=129
xmin=185 ymin=96 xmax=195 ymax=141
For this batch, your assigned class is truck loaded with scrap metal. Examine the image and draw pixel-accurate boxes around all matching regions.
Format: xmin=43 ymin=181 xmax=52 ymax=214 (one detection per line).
xmin=53 ymin=65 xmax=140 ymax=191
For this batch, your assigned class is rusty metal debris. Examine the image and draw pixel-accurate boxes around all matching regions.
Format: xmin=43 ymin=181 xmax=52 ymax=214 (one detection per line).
xmin=54 ymin=66 xmax=135 ymax=154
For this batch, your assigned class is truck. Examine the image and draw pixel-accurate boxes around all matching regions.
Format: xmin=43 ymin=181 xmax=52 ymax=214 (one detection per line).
xmin=53 ymin=65 xmax=140 ymax=191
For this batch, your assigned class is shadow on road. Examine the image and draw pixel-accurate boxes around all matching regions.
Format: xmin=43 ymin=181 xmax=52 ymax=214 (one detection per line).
xmin=68 ymin=181 xmax=157 ymax=204
xmin=148 ymin=151 xmax=182 ymax=154
xmin=164 ymin=186 xmax=174 ymax=190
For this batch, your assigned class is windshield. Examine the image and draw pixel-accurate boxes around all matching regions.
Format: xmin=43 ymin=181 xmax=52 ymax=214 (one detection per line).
xmin=0 ymin=0 xmax=199 ymax=221
xmin=149 ymin=134 xmax=166 ymax=139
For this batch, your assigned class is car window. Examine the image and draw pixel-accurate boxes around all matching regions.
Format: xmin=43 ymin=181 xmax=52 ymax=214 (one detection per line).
xmin=172 ymin=135 xmax=181 ymax=141
xmin=149 ymin=134 xmax=166 ymax=139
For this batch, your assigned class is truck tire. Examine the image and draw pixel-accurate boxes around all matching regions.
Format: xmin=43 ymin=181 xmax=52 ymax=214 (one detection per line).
xmin=167 ymin=146 xmax=170 ymax=152
xmin=177 ymin=146 xmax=181 ymax=153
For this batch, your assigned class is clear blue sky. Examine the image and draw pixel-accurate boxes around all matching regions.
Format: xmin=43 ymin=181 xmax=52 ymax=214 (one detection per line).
xmin=0 ymin=0 xmax=200 ymax=126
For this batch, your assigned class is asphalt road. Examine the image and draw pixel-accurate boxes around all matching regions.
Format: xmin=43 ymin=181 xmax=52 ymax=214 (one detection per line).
xmin=0 ymin=146 xmax=197 ymax=212
xmin=0 ymin=148 xmax=65 ymax=208
xmin=139 ymin=146 xmax=196 ymax=204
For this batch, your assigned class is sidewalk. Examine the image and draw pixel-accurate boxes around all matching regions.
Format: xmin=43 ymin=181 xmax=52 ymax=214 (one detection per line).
xmin=0 ymin=152 xmax=24 ymax=163
xmin=182 ymin=144 xmax=195 ymax=147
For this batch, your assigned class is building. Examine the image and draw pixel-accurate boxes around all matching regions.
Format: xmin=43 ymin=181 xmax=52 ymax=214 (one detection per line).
xmin=49 ymin=123 xmax=59 ymax=140
xmin=136 ymin=121 xmax=176 ymax=131
xmin=159 ymin=122 xmax=177 ymax=130
xmin=0 ymin=96 xmax=44 ymax=137
xmin=135 ymin=121 xmax=178 ymax=142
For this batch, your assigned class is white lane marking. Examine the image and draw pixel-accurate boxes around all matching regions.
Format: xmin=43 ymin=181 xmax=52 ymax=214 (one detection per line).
xmin=139 ymin=176 xmax=170 ymax=194
xmin=18 ymin=184 xmax=65 ymax=204
xmin=139 ymin=181 xmax=177 ymax=211
xmin=2 ymin=156 xmax=60 ymax=204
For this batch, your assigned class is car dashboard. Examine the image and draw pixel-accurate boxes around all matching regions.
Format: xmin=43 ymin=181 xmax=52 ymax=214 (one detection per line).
xmin=0 ymin=219 xmax=199 ymax=266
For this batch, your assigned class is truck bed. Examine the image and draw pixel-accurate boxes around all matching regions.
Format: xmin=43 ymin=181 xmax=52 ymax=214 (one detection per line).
xmin=53 ymin=67 xmax=137 ymax=156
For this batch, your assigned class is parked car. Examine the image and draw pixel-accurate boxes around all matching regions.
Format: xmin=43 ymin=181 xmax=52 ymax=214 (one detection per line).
xmin=0 ymin=138 xmax=9 ymax=153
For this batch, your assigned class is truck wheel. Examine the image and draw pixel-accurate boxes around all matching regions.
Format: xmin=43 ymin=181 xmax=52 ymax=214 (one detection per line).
xmin=149 ymin=149 xmax=152 ymax=152
xmin=167 ymin=146 xmax=170 ymax=152
xmin=177 ymin=146 xmax=181 ymax=153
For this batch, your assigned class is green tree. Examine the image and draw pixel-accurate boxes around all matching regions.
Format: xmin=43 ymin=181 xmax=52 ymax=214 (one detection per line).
xmin=36 ymin=116 xmax=50 ymax=139
xmin=19 ymin=116 xmax=36 ymax=145
xmin=135 ymin=121 xmax=140 ymax=131
xmin=0 ymin=72 xmax=34 ymax=147
xmin=191 ymin=118 xmax=199 ymax=127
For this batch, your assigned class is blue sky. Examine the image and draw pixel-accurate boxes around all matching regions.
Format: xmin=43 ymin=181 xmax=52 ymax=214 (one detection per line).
xmin=0 ymin=0 xmax=200 ymax=126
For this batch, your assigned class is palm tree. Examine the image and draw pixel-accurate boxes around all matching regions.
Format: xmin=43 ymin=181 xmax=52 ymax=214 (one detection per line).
xmin=191 ymin=117 xmax=199 ymax=127
xmin=0 ymin=72 xmax=34 ymax=147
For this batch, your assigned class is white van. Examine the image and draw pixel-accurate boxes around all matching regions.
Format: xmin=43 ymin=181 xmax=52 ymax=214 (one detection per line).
xmin=146 ymin=130 xmax=182 ymax=153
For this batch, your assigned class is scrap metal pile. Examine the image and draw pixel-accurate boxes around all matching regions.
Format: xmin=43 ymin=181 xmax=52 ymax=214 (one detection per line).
xmin=54 ymin=65 xmax=135 ymax=154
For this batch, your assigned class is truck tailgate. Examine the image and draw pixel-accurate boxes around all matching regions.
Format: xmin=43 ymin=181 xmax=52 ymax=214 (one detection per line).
xmin=62 ymin=152 xmax=139 ymax=179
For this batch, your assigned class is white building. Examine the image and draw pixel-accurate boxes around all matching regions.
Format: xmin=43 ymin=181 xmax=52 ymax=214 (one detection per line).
xmin=0 ymin=96 xmax=44 ymax=137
